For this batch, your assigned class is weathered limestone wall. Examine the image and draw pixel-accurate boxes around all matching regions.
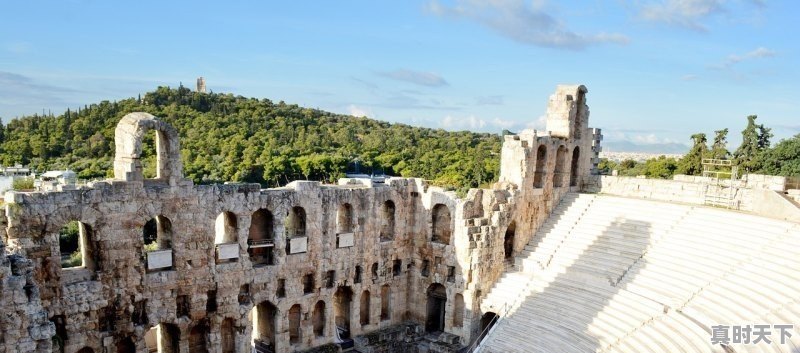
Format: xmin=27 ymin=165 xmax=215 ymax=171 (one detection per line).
xmin=587 ymin=174 xmax=800 ymax=222
xmin=0 ymin=84 xmax=599 ymax=353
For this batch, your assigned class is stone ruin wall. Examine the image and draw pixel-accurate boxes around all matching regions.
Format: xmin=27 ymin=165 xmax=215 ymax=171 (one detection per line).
xmin=0 ymin=85 xmax=599 ymax=353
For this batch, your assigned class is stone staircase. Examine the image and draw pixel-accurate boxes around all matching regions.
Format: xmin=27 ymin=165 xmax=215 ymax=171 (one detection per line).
xmin=474 ymin=193 xmax=800 ymax=353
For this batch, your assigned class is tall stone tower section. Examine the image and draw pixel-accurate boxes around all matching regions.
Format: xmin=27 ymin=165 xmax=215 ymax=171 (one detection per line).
xmin=498 ymin=84 xmax=602 ymax=193
xmin=545 ymin=84 xmax=589 ymax=140
xmin=196 ymin=76 xmax=207 ymax=93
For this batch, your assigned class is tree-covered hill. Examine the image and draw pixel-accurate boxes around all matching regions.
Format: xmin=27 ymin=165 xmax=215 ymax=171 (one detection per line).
xmin=0 ymin=86 xmax=502 ymax=190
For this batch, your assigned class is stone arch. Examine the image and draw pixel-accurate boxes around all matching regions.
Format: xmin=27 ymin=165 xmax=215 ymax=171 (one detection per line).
xmin=113 ymin=112 xmax=183 ymax=183
xmin=354 ymin=265 xmax=362 ymax=284
xmin=534 ymin=145 xmax=547 ymax=188
xmin=337 ymin=203 xmax=354 ymax=233
xmin=504 ymin=221 xmax=516 ymax=261
xmin=76 ymin=348 xmax=95 ymax=353
xmin=431 ymin=204 xmax=452 ymax=244
xmin=58 ymin=221 xmax=95 ymax=270
xmin=248 ymin=209 xmax=274 ymax=266
xmin=573 ymin=87 xmax=587 ymax=139
xmin=288 ymin=304 xmax=302 ymax=344
xmin=453 ymin=293 xmax=465 ymax=328
xmin=312 ymin=300 xmax=326 ymax=337
xmin=425 ymin=283 xmax=447 ymax=332
xmin=144 ymin=323 xmax=180 ymax=353
xmin=143 ymin=215 xmax=173 ymax=251
xmin=554 ymin=145 xmax=568 ymax=188
xmin=116 ymin=337 xmax=136 ymax=353
xmin=188 ymin=322 xmax=209 ymax=353
xmin=334 ymin=286 xmax=354 ymax=338
xmin=220 ymin=318 xmax=236 ymax=353
xmin=359 ymin=290 xmax=371 ymax=326
xmin=380 ymin=285 xmax=392 ymax=321
xmin=479 ymin=312 xmax=499 ymax=342
xmin=251 ymin=301 xmax=277 ymax=350
xmin=380 ymin=200 xmax=396 ymax=241
xmin=215 ymin=211 xmax=238 ymax=244
xmin=570 ymin=146 xmax=581 ymax=187
xmin=286 ymin=206 xmax=306 ymax=238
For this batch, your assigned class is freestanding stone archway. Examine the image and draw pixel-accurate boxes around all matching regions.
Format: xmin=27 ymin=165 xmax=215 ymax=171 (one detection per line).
xmin=113 ymin=112 xmax=184 ymax=184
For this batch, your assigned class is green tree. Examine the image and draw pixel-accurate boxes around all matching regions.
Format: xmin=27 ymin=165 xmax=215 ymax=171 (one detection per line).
xmin=709 ymin=128 xmax=730 ymax=160
xmin=733 ymin=115 xmax=771 ymax=172
xmin=760 ymin=134 xmax=800 ymax=176
xmin=643 ymin=156 xmax=679 ymax=179
xmin=678 ymin=133 xmax=708 ymax=175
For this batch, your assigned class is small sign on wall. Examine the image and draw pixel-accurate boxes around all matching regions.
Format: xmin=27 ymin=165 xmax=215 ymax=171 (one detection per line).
xmin=337 ymin=233 xmax=354 ymax=248
xmin=216 ymin=243 xmax=239 ymax=260
xmin=290 ymin=237 xmax=308 ymax=254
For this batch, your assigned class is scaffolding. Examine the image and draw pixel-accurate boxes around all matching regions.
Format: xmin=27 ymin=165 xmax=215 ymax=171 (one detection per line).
xmin=701 ymin=159 xmax=740 ymax=209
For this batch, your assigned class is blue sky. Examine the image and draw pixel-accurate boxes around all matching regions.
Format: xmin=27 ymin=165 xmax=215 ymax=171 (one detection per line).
xmin=1 ymin=0 xmax=797 ymax=152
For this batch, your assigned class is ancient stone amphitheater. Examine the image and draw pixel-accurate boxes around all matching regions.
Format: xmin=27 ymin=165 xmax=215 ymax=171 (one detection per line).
xmin=1 ymin=85 xmax=798 ymax=353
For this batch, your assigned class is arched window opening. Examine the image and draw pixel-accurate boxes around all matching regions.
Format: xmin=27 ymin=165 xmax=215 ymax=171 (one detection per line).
xmin=248 ymin=209 xmax=274 ymax=266
xmin=426 ymin=284 xmax=447 ymax=333
xmin=371 ymin=262 xmax=379 ymax=281
xmin=215 ymin=212 xmax=239 ymax=263
xmin=116 ymin=337 xmax=136 ymax=353
xmin=570 ymin=147 xmax=581 ymax=187
xmin=143 ymin=216 xmax=173 ymax=271
xmin=289 ymin=304 xmax=302 ymax=345
xmin=504 ymin=221 xmax=516 ymax=262
xmin=59 ymin=221 xmax=95 ymax=270
xmin=215 ymin=212 xmax=238 ymax=244
xmin=380 ymin=200 xmax=396 ymax=241
xmin=554 ymin=145 xmax=568 ymax=188
xmin=286 ymin=206 xmax=306 ymax=238
xmin=574 ymin=90 xmax=585 ymax=140
xmin=360 ymin=291 xmax=371 ymax=326
xmin=337 ymin=203 xmax=354 ymax=233
xmin=454 ymin=294 xmax=465 ymax=328
xmin=533 ymin=145 xmax=547 ymax=188
xmin=478 ymin=312 xmax=499 ymax=343
xmin=145 ymin=323 xmax=180 ymax=353
xmin=313 ymin=300 xmax=326 ymax=337
xmin=221 ymin=318 xmax=235 ymax=353
xmin=143 ymin=216 xmax=173 ymax=251
xmin=188 ymin=323 xmax=209 ymax=353
xmin=251 ymin=301 xmax=277 ymax=352
xmin=380 ymin=285 xmax=392 ymax=321
xmin=334 ymin=287 xmax=354 ymax=339
xmin=431 ymin=204 xmax=452 ymax=245
xmin=354 ymin=266 xmax=362 ymax=284
xmin=286 ymin=206 xmax=307 ymax=254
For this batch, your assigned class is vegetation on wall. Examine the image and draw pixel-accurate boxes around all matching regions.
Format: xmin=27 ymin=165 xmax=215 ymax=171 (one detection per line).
xmin=0 ymin=86 xmax=502 ymax=192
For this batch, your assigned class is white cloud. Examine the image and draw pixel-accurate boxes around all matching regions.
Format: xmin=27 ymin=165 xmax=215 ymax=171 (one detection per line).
xmin=440 ymin=114 xmax=522 ymax=132
xmin=377 ymin=69 xmax=448 ymax=87
xmin=681 ymin=74 xmax=699 ymax=81
xmin=638 ymin=0 xmax=767 ymax=31
xmin=347 ymin=104 xmax=373 ymax=118
xmin=710 ymin=46 xmax=776 ymax=69
xmin=426 ymin=0 xmax=628 ymax=50
xmin=640 ymin=0 xmax=725 ymax=31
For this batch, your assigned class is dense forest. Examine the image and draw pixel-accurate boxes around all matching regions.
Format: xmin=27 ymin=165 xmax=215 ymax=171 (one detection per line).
xmin=0 ymin=86 xmax=502 ymax=192
xmin=598 ymin=115 xmax=800 ymax=179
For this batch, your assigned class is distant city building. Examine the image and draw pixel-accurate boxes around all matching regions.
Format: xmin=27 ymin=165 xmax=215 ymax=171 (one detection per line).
xmin=0 ymin=164 xmax=32 ymax=192
xmin=196 ymin=76 xmax=206 ymax=93
xmin=35 ymin=170 xmax=78 ymax=192
xmin=600 ymin=151 xmax=684 ymax=163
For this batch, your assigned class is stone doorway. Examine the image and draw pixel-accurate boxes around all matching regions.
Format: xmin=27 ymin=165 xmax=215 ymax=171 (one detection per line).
xmin=334 ymin=286 xmax=354 ymax=339
xmin=425 ymin=283 xmax=447 ymax=333
xmin=504 ymin=222 xmax=516 ymax=261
